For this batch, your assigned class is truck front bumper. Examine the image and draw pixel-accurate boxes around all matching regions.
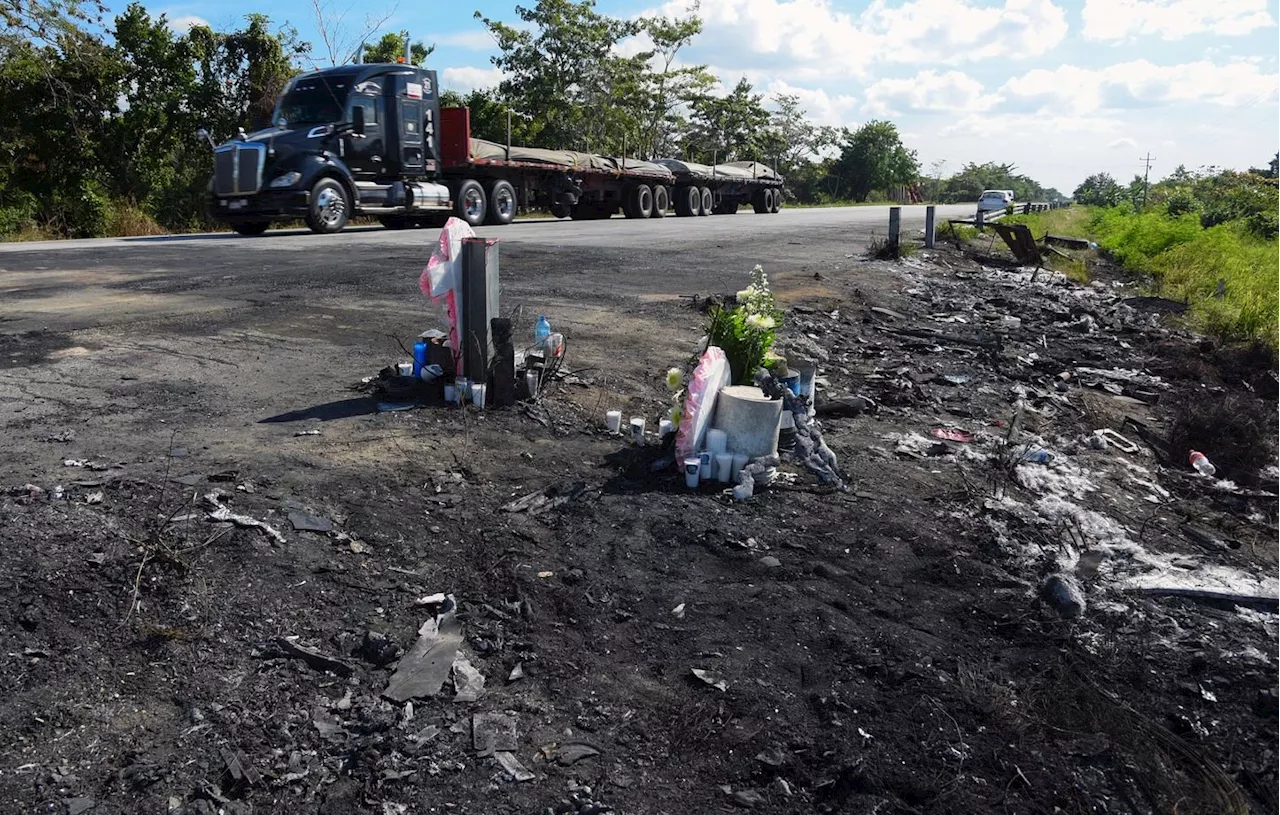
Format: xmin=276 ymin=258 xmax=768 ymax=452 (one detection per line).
xmin=211 ymin=190 xmax=309 ymax=223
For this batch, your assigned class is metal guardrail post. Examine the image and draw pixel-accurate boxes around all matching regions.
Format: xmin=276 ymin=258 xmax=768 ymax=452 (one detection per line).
xmin=924 ymin=205 xmax=936 ymax=249
xmin=975 ymin=209 xmax=985 ymax=232
xmin=888 ymin=206 xmax=901 ymax=249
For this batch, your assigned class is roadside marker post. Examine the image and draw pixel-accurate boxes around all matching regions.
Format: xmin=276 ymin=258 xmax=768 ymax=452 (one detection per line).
xmin=888 ymin=206 xmax=901 ymax=251
xmin=975 ymin=209 xmax=985 ymax=232
xmin=924 ymin=205 xmax=936 ymax=249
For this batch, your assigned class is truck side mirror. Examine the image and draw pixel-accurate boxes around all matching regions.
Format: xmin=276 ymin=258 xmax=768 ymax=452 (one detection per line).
xmin=351 ymin=105 xmax=365 ymax=137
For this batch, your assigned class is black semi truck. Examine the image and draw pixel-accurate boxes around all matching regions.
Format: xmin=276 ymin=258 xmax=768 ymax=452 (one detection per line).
xmin=205 ymin=63 xmax=785 ymax=235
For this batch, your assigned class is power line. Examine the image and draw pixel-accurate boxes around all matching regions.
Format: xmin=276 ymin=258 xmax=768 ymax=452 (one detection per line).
xmin=1140 ymin=153 xmax=1156 ymax=207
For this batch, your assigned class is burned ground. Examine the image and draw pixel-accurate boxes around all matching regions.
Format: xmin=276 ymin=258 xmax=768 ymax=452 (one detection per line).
xmin=0 ymin=223 xmax=1275 ymax=814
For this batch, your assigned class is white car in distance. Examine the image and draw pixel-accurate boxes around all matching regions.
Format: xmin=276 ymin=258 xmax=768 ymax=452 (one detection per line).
xmin=978 ymin=189 xmax=1014 ymax=212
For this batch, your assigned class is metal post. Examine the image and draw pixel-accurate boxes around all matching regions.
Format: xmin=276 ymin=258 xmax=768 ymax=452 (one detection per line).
xmin=975 ymin=209 xmax=985 ymax=232
xmin=924 ymin=205 xmax=936 ymax=249
xmin=506 ymin=109 xmax=511 ymax=161
xmin=888 ymin=206 xmax=901 ymax=250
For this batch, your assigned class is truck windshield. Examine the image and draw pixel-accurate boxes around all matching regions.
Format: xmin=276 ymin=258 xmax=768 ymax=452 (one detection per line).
xmin=274 ymin=76 xmax=352 ymax=125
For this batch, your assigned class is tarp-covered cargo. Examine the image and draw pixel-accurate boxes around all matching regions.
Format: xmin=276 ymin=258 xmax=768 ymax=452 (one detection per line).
xmin=655 ymin=159 xmax=781 ymax=182
xmin=469 ymin=139 xmax=674 ymax=179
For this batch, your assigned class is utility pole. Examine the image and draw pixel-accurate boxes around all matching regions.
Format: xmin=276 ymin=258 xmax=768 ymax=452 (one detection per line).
xmin=1140 ymin=152 xmax=1155 ymax=210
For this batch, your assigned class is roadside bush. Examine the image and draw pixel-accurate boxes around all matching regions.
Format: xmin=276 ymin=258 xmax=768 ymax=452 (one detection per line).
xmin=0 ymin=189 xmax=40 ymax=238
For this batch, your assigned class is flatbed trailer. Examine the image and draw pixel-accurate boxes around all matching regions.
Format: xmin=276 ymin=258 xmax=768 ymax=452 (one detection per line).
xmin=438 ymin=107 xmax=785 ymax=225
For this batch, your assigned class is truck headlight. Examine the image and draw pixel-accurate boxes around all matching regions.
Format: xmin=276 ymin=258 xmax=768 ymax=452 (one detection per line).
xmin=269 ymin=171 xmax=301 ymax=188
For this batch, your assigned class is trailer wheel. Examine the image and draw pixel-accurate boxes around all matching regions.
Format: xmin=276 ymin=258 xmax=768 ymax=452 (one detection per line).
xmin=770 ymin=188 xmax=782 ymax=213
xmin=674 ymin=185 xmax=697 ymax=217
xmin=699 ymin=187 xmax=713 ymax=216
xmin=485 ymin=180 xmax=517 ymax=225
xmin=625 ymin=185 xmax=653 ymax=219
xmin=305 ymin=178 xmax=350 ymax=234
xmin=232 ymin=221 xmax=269 ymax=236
xmin=454 ymin=179 xmax=487 ymax=227
xmin=550 ymin=203 xmax=571 ymax=219
xmin=652 ymin=185 xmax=668 ymax=218
xmin=752 ymin=189 xmax=770 ymax=214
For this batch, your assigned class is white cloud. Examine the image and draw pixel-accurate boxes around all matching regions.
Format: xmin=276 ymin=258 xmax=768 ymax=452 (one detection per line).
xmin=1082 ymin=0 xmax=1274 ymax=41
xmin=939 ymin=111 xmax=1121 ymax=138
xmin=437 ymin=30 xmax=497 ymax=50
xmin=863 ymin=69 xmax=1000 ymax=115
xmin=650 ymin=0 xmax=1068 ymax=81
xmin=167 ymin=14 xmax=209 ymax=32
xmin=440 ymin=66 xmax=505 ymax=92
xmin=1108 ymin=137 xmax=1137 ymax=148
xmin=763 ymin=79 xmax=858 ymax=126
xmin=1001 ymin=59 xmax=1280 ymax=111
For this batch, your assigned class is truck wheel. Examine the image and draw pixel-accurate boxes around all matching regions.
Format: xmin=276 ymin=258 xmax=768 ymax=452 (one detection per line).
xmin=674 ymin=185 xmax=696 ymax=217
xmin=770 ymin=188 xmax=782 ymax=213
xmin=722 ymin=199 xmax=738 ymax=214
xmin=652 ymin=185 xmax=668 ymax=218
xmin=550 ymin=203 xmax=571 ymax=219
xmin=625 ymin=185 xmax=653 ymax=219
xmin=485 ymin=180 xmax=517 ymax=225
xmin=699 ymin=187 xmax=713 ymax=216
xmin=380 ymin=216 xmax=409 ymax=230
xmin=454 ymin=179 xmax=487 ymax=227
xmin=306 ymin=178 xmax=350 ymax=234
xmin=752 ymin=189 xmax=769 ymax=214
xmin=233 ymin=221 xmax=269 ymax=236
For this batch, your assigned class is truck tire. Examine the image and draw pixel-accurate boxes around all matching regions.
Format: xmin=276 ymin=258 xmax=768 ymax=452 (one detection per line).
xmin=550 ymin=203 xmax=571 ymax=219
xmin=233 ymin=221 xmax=269 ymax=236
xmin=454 ymin=179 xmax=487 ymax=227
xmin=699 ymin=187 xmax=713 ymax=216
xmin=770 ymin=188 xmax=782 ymax=213
xmin=485 ymin=180 xmax=517 ymax=225
xmin=624 ymin=185 xmax=653 ymax=219
xmin=305 ymin=178 xmax=350 ymax=234
xmin=674 ymin=185 xmax=697 ymax=217
xmin=652 ymin=185 xmax=668 ymax=218
xmin=752 ymin=188 xmax=769 ymax=214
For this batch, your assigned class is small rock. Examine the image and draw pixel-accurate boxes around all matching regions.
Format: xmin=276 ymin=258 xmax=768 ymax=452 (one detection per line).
xmin=759 ymin=556 xmax=782 ymax=569
xmin=64 ymin=797 xmax=96 ymax=815
xmin=1041 ymin=573 xmax=1085 ymax=618
xmin=771 ymin=778 xmax=793 ymax=797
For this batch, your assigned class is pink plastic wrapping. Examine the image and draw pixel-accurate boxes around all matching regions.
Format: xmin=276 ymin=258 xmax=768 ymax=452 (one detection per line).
xmin=676 ymin=346 xmax=730 ymax=460
xmin=419 ymin=217 xmax=475 ymax=373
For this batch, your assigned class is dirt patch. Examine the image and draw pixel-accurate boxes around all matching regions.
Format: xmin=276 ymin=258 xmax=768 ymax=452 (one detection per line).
xmin=0 ymin=228 xmax=1275 ymax=814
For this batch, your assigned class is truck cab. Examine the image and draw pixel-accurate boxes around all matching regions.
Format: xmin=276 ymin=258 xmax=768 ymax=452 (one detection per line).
xmin=207 ymin=64 xmax=452 ymax=234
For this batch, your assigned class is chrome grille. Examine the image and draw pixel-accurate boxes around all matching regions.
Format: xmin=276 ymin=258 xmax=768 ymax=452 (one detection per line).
xmin=213 ymin=143 xmax=265 ymax=196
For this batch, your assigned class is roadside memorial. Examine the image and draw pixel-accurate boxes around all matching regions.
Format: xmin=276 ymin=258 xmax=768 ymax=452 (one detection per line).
xmin=360 ymin=216 xmax=566 ymax=412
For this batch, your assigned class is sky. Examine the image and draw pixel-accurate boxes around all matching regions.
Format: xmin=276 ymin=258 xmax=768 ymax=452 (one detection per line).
xmin=138 ymin=0 xmax=1279 ymax=193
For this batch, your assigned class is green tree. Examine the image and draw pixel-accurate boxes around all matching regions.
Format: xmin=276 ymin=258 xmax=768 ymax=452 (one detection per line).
xmin=636 ymin=13 xmax=712 ymax=158
xmin=477 ymin=0 xmax=640 ymax=150
xmin=362 ymin=31 xmax=433 ymax=65
xmin=831 ymin=120 xmax=918 ymax=202
xmin=441 ymin=87 xmax=538 ymax=145
xmin=682 ymin=77 xmax=772 ymax=163
xmin=1072 ymin=172 xmax=1123 ymax=206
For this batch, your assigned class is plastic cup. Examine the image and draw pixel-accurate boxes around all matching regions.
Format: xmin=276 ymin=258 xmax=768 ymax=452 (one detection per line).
xmin=470 ymin=383 xmax=486 ymax=408
xmin=525 ymin=370 xmax=539 ymax=398
xmin=706 ymin=428 xmax=728 ymax=455
xmin=699 ymin=451 xmax=712 ymax=480
xmin=630 ymin=417 xmax=646 ymax=445
xmin=443 ymin=385 xmax=459 ymax=404
xmin=714 ymin=453 xmax=734 ymax=482
xmin=605 ymin=410 xmax=622 ymax=432
xmin=658 ymin=418 xmax=674 ymax=438
xmin=683 ymin=457 xmax=701 ymax=488
xmin=732 ymin=453 xmax=748 ymax=479
xmin=397 ymin=362 xmax=413 ymax=377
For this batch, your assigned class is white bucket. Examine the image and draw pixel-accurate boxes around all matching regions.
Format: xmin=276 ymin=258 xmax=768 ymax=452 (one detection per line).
xmin=711 ymin=386 xmax=783 ymax=458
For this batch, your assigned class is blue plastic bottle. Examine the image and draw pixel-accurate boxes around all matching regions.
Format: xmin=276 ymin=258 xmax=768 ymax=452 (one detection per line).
xmin=412 ymin=339 xmax=428 ymax=378
xmin=534 ymin=315 xmax=551 ymax=347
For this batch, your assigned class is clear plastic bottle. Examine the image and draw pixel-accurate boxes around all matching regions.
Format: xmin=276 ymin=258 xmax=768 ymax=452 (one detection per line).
xmin=534 ymin=315 xmax=551 ymax=347
xmin=1189 ymin=450 xmax=1216 ymax=477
